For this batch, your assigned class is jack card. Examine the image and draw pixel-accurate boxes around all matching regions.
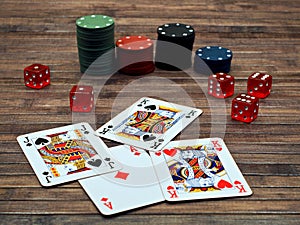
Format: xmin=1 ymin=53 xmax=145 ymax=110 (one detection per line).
xmin=96 ymin=97 xmax=202 ymax=151
xmin=150 ymin=138 xmax=252 ymax=201
xmin=79 ymin=145 xmax=164 ymax=215
xmin=17 ymin=123 xmax=121 ymax=186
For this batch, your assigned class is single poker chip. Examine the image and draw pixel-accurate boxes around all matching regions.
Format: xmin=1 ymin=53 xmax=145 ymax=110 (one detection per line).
xmin=194 ymin=46 xmax=233 ymax=74
xmin=116 ymin=35 xmax=153 ymax=51
xmin=155 ymin=23 xmax=195 ymax=71
xmin=116 ymin=35 xmax=155 ymax=75
xmin=76 ymin=15 xmax=114 ymax=30
xmin=157 ymin=23 xmax=195 ymax=40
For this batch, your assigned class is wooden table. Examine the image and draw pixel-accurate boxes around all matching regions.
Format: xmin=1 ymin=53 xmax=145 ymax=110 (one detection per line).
xmin=1 ymin=0 xmax=299 ymax=224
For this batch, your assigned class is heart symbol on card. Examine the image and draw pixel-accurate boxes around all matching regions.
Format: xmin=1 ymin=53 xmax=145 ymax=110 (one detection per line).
xmin=163 ymin=148 xmax=177 ymax=157
xmin=155 ymin=151 xmax=162 ymax=156
xmin=217 ymin=179 xmax=233 ymax=189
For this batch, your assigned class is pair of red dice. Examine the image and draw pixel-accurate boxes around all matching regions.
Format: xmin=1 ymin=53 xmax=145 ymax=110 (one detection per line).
xmin=23 ymin=64 xmax=94 ymax=113
xmin=208 ymin=72 xmax=272 ymax=123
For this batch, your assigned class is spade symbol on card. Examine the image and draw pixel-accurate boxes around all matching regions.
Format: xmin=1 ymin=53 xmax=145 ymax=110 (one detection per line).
xmin=35 ymin=137 xmax=50 ymax=146
xmin=185 ymin=110 xmax=197 ymax=118
xmin=137 ymin=99 xmax=149 ymax=107
xmin=105 ymin=158 xmax=115 ymax=169
xmin=88 ymin=158 xmax=102 ymax=167
xmin=144 ymin=105 xmax=157 ymax=111
xmin=99 ymin=125 xmax=113 ymax=135
xmin=42 ymin=171 xmax=52 ymax=183
xmin=24 ymin=137 xmax=32 ymax=147
xmin=80 ymin=124 xmax=90 ymax=134
xmin=142 ymin=134 xmax=156 ymax=142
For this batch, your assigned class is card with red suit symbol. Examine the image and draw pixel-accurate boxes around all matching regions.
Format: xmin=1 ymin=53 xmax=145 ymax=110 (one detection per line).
xmin=79 ymin=145 xmax=164 ymax=215
xmin=150 ymin=138 xmax=252 ymax=201
xmin=17 ymin=123 xmax=121 ymax=186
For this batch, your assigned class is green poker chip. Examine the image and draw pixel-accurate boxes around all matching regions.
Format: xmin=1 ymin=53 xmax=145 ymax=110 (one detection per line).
xmin=76 ymin=14 xmax=115 ymax=74
xmin=76 ymin=14 xmax=114 ymax=30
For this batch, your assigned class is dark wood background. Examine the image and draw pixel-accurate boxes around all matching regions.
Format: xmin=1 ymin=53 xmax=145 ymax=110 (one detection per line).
xmin=1 ymin=0 xmax=299 ymax=224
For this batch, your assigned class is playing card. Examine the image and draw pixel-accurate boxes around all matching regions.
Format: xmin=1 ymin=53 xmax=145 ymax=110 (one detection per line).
xmin=150 ymin=138 xmax=252 ymax=201
xmin=79 ymin=145 xmax=164 ymax=215
xmin=96 ymin=97 xmax=203 ymax=151
xmin=17 ymin=123 xmax=121 ymax=186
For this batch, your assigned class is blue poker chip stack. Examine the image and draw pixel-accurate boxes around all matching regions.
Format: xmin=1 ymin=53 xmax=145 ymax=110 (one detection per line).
xmin=194 ymin=46 xmax=233 ymax=74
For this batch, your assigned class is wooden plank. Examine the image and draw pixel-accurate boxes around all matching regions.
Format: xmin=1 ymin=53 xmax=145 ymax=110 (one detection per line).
xmin=0 ymin=200 xmax=299 ymax=214
xmin=0 ymin=215 xmax=299 ymax=225
xmin=0 ymin=0 xmax=299 ymax=223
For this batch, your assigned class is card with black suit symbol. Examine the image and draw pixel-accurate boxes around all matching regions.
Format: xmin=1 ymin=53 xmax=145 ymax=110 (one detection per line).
xmin=17 ymin=122 xmax=121 ymax=186
xmin=96 ymin=97 xmax=202 ymax=151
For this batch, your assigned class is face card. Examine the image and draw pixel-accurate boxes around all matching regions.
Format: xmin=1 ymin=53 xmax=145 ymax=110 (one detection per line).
xmin=17 ymin=123 xmax=121 ymax=186
xmin=150 ymin=138 xmax=252 ymax=201
xmin=79 ymin=145 xmax=164 ymax=215
xmin=96 ymin=97 xmax=203 ymax=151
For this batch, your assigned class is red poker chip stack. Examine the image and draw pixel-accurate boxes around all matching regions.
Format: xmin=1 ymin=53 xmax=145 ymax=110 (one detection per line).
xmin=116 ymin=35 xmax=155 ymax=75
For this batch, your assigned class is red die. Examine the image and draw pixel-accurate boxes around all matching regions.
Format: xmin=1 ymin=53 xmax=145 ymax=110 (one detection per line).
xmin=247 ymin=72 xmax=272 ymax=98
xmin=208 ymin=73 xmax=234 ymax=98
xmin=24 ymin=64 xmax=50 ymax=89
xmin=231 ymin=93 xmax=259 ymax=123
xmin=69 ymin=85 xmax=94 ymax=112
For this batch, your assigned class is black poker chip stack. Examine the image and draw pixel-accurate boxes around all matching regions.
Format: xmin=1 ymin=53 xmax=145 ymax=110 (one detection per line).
xmin=194 ymin=46 xmax=233 ymax=74
xmin=155 ymin=23 xmax=195 ymax=71
xmin=76 ymin=14 xmax=115 ymax=75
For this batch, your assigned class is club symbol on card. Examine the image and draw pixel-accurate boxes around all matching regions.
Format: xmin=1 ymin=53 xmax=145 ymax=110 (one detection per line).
xmin=88 ymin=158 xmax=102 ymax=167
xmin=216 ymin=179 xmax=233 ymax=189
xmin=142 ymin=134 xmax=156 ymax=142
xmin=42 ymin=171 xmax=52 ymax=183
xmin=35 ymin=137 xmax=50 ymax=147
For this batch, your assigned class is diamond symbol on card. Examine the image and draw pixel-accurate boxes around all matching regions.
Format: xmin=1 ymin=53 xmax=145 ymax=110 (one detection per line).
xmin=114 ymin=171 xmax=129 ymax=180
xmin=101 ymin=197 xmax=108 ymax=202
xmin=134 ymin=151 xmax=141 ymax=156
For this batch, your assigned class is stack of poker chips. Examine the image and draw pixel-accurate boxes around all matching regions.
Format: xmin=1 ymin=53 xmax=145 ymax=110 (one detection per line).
xmin=194 ymin=46 xmax=233 ymax=74
xmin=155 ymin=23 xmax=195 ymax=71
xmin=76 ymin=15 xmax=115 ymax=75
xmin=116 ymin=36 xmax=155 ymax=75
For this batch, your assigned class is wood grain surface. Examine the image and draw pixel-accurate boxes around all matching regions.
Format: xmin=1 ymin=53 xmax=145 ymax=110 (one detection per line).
xmin=0 ymin=0 xmax=299 ymax=224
